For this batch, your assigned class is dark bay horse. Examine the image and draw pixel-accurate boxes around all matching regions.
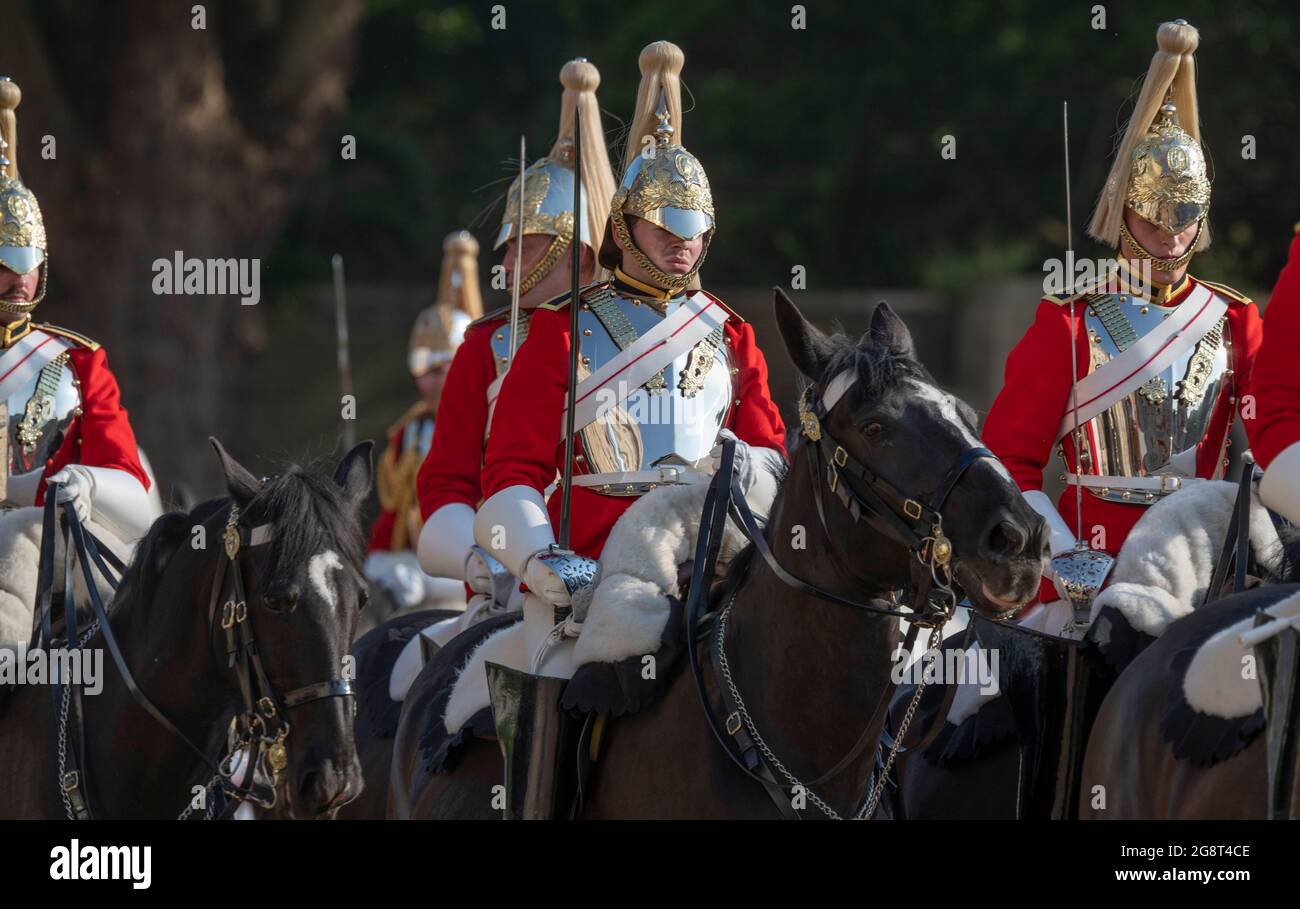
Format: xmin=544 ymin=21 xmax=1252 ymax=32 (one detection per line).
xmin=0 ymin=439 xmax=373 ymax=819
xmin=397 ymin=292 xmax=1047 ymax=818
xmin=1081 ymin=563 xmax=1300 ymax=818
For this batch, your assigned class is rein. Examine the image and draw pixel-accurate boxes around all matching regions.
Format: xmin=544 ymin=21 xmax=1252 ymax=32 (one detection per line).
xmin=37 ymin=488 xmax=356 ymax=820
xmin=685 ymin=373 xmax=993 ymax=819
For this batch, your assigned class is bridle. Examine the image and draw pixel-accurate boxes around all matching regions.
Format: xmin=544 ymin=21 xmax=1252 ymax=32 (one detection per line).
xmin=685 ymin=367 xmax=995 ymax=819
xmin=40 ymin=488 xmax=357 ymax=820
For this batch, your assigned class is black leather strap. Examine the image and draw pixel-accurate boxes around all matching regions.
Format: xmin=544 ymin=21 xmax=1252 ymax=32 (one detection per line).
xmin=1207 ymin=461 xmax=1257 ymax=606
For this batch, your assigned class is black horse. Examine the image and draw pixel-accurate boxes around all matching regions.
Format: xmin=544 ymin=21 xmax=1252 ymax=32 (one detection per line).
xmin=396 ymin=292 xmax=1047 ymax=818
xmin=0 ymin=439 xmax=373 ymax=819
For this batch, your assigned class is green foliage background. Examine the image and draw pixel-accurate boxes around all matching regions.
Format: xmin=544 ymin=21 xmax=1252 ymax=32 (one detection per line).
xmin=271 ymin=0 xmax=1300 ymax=298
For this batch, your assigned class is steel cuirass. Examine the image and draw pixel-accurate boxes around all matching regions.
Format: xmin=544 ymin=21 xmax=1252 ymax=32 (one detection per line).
xmin=6 ymin=350 xmax=78 ymax=476
xmin=1076 ymin=286 xmax=1234 ymax=503
xmin=572 ymin=285 xmax=735 ymax=496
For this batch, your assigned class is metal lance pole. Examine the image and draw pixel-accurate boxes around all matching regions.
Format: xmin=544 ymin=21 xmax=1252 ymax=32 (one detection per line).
xmin=331 ymin=253 xmax=355 ymax=450
xmin=1054 ymin=100 xmax=1114 ymax=632
xmin=556 ymin=103 xmax=583 ymax=607
xmin=508 ymin=136 xmax=526 ymax=364
xmin=1064 ymin=101 xmax=1084 ymax=546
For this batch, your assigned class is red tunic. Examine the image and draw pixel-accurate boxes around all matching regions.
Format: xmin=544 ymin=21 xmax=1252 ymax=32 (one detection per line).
xmin=27 ymin=341 xmax=149 ymax=505
xmin=982 ymin=275 xmax=1263 ymax=600
xmin=480 ymin=286 xmax=788 ymax=561
xmin=416 ymin=314 xmax=507 ymax=523
xmin=367 ymin=401 xmax=435 ymax=552
xmin=1249 ymin=230 xmax=1300 ymax=470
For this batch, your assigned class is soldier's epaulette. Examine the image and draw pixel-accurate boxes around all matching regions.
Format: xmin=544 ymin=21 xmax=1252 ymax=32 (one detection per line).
xmin=693 ymin=288 xmax=745 ymax=323
xmin=532 ymin=281 xmax=609 ymax=313
xmin=35 ymin=322 xmax=100 ymax=350
xmin=1042 ymin=289 xmax=1089 ymax=307
xmin=467 ymin=304 xmax=512 ymax=330
xmin=1197 ymin=278 xmax=1253 ymax=306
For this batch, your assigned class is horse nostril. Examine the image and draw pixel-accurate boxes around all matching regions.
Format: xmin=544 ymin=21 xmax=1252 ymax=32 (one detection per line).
xmin=986 ymin=518 xmax=1028 ymax=558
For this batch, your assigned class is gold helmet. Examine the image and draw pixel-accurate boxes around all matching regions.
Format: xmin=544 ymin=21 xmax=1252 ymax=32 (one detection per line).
xmin=0 ymin=77 xmax=48 ymax=313
xmin=408 ymin=304 xmax=470 ymax=378
xmin=1089 ymin=21 xmax=1211 ymax=271
xmin=409 ymin=231 xmax=482 ymax=377
xmin=495 ymin=58 xmax=616 ymax=295
xmin=435 ymin=230 xmax=483 ymax=316
xmin=602 ymin=41 xmax=714 ymax=293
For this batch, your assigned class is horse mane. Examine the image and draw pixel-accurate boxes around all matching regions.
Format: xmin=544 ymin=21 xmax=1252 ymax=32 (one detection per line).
xmin=118 ymin=462 xmax=364 ymax=610
xmin=242 ymin=464 xmax=367 ymax=584
xmin=815 ymin=328 xmax=934 ymax=403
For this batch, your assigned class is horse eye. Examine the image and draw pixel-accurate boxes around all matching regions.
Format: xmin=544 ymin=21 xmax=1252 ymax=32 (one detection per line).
xmin=862 ymin=421 xmax=884 ymax=437
xmin=264 ymin=589 xmax=300 ymax=613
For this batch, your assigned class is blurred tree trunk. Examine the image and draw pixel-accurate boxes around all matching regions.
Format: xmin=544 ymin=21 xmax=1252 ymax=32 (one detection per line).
xmin=1 ymin=0 xmax=363 ymax=498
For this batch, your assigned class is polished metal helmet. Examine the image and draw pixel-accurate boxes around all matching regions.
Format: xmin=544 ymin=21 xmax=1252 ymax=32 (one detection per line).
xmin=0 ymin=77 xmax=48 ymax=314
xmin=1090 ymin=20 xmax=1211 ymax=269
xmin=495 ymin=57 xmax=615 ymax=295
xmin=1119 ymin=99 xmax=1211 ymax=262
xmin=408 ymin=304 xmax=470 ymax=378
xmin=610 ymin=101 xmax=715 ymax=268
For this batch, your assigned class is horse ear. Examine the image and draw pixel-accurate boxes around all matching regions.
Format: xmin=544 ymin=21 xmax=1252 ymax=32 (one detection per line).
xmin=774 ymin=287 xmax=837 ymax=381
xmin=334 ymin=440 xmax=374 ymax=510
xmin=869 ymin=301 xmax=916 ymax=359
xmin=208 ymin=437 xmax=262 ymax=505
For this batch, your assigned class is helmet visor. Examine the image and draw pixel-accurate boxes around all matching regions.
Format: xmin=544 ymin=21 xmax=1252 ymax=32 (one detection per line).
xmin=642 ymin=206 xmax=714 ymax=242
xmin=0 ymin=246 xmax=45 ymax=276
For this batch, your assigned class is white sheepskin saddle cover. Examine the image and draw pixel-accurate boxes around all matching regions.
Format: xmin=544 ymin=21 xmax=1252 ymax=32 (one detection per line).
xmin=1089 ymin=479 xmax=1281 ymax=638
xmin=1182 ymin=590 xmax=1300 ymax=719
xmin=938 ymin=479 xmax=1276 ymax=728
xmin=443 ymin=480 xmax=751 ymax=735
xmin=0 ymin=506 xmax=130 ymax=645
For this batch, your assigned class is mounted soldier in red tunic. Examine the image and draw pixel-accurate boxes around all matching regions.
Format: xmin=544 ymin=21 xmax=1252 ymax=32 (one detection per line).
xmin=982 ymin=21 xmax=1263 ymax=634
xmin=412 ymin=58 xmax=617 ymax=648
xmin=465 ymin=41 xmax=787 ymax=817
xmin=0 ymin=78 xmax=153 ymax=642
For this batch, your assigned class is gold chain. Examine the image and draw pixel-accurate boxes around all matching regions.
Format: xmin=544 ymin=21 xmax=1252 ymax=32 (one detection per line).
xmin=610 ymin=207 xmax=710 ymax=294
xmin=1118 ymin=219 xmax=1201 ymax=273
xmin=518 ymin=233 xmax=571 ymax=296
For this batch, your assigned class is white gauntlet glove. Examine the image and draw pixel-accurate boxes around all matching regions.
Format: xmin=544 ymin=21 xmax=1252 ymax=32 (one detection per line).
xmin=46 ymin=465 xmax=153 ymax=542
xmin=705 ymin=429 xmax=785 ymax=520
xmin=47 ymin=465 xmax=93 ymax=525
xmin=707 ymin=429 xmax=753 ymax=491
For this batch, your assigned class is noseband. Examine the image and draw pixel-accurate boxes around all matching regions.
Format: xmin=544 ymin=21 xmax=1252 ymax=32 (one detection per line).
xmin=41 ymin=490 xmax=355 ymax=820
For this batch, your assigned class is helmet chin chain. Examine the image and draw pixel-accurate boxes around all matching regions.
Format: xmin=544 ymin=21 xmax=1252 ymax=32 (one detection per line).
xmin=517 ymin=233 xmax=571 ymax=296
xmin=0 ymin=260 xmax=48 ymax=318
xmin=1118 ymin=217 xmax=1202 ymax=274
xmin=611 ymin=207 xmax=711 ymax=294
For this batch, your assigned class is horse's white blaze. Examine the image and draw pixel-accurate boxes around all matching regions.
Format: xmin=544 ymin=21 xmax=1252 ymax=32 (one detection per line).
xmin=309 ymin=550 xmax=344 ymax=609
xmin=907 ymin=380 xmax=1013 ymax=481
xmin=907 ymin=379 xmax=980 ymax=447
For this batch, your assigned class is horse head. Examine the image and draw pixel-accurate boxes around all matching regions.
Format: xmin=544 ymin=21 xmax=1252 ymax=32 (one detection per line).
xmin=774 ymin=290 xmax=1046 ymax=620
xmin=209 ymin=438 xmax=373 ymax=818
